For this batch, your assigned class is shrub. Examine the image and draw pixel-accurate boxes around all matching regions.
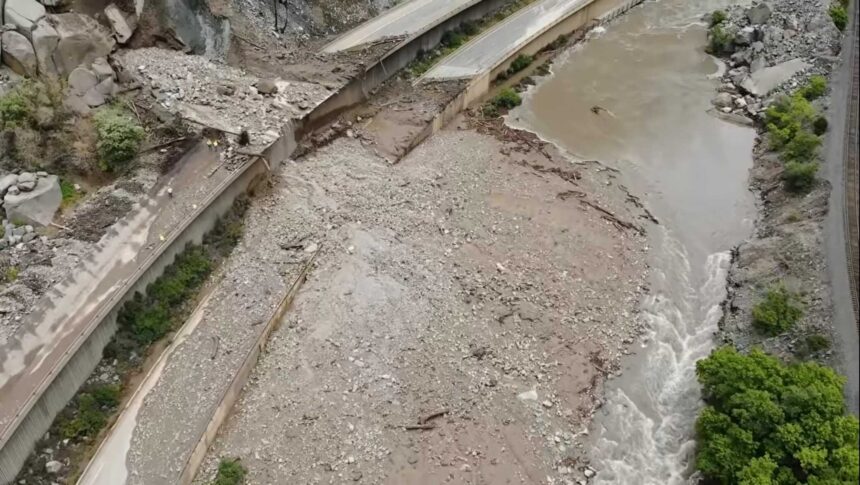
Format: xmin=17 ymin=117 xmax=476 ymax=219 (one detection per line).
xmin=59 ymin=384 xmax=121 ymax=440
xmin=212 ymin=458 xmax=246 ymax=485
xmin=751 ymin=284 xmax=803 ymax=335
xmin=93 ymin=107 xmax=145 ymax=171
xmin=710 ymin=9 xmax=727 ymax=26
xmin=813 ymin=115 xmax=829 ymax=135
xmin=695 ymin=346 xmax=859 ymax=484
xmin=508 ymin=54 xmax=534 ymax=74
xmin=118 ymin=245 xmax=212 ymax=344
xmin=829 ymin=4 xmax=847 ymax=31
xmin=0 ymin=80 xmax=65 ymax=130
xmin=765 ymin=94 xmax=817 ymax=150
xmin=782 ymin=129 xmax=821 ymax=163
xmin=805 ymin=333 xmax=831 ymax=353
xmin=799 ymin=75 xmax=827 ymax=100
xmin=707 ymin=24 xmax=734 ymax=55
xmin=4 ymin=266 xmax=19 ymax=282
xmin=783 ymin=161 xmax=818 ymax=193
xmin=490 ymin=88 xmax=522 ymax=110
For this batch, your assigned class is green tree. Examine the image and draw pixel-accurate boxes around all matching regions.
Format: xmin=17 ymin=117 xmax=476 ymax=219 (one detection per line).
xmin=695 ymin=347 xmax=859 ymax=484
xmin=751 ymin=284 xmax=803 ymax=335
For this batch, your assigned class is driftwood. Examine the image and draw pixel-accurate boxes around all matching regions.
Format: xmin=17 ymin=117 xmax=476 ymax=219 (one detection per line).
xmin=579 ymin=199 xmax=645 ymax=235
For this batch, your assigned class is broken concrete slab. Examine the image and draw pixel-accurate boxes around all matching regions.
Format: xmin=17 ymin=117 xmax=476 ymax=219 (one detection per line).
xmin=739 ymin=58 xmax=809 ymax=96
xmin=3 ymin=0 xmax=46 ymax=34
xmin=3 ymin=174 xmax=61 ymax=227
xmin=49 ymin=13 xmax=116 ymax=77
xmin=103 ymin=3 xmax=136 ymax=44
xmin=31 ymin=18 xmax=59 ymax=77
xmin=1 ymin=30 xmax=37 ymax=77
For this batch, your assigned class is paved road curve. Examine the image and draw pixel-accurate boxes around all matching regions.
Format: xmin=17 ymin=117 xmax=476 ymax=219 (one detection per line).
xmin=321 ymin=0 xmax=483 ymax=53
xmin=423 ymin=0 xmax=591 ymax=79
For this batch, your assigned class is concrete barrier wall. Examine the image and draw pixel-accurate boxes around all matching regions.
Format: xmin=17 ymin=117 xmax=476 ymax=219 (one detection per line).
xmin=177 ymin=251 xmax=317 ymax=485
xmin=0 ymin=134 xmax=286 ymax=484
xmin=407 ymin=0 xmax=642 ymax=156
xmin=302 ymin=0 xmax=509 ymax=132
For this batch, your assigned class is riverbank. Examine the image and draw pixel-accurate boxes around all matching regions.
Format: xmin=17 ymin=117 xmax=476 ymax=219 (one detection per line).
xmin=711 ymin=0 xmax=847 ymax=365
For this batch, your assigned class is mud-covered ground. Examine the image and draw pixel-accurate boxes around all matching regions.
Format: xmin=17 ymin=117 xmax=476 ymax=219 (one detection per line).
xmin=193 ymin=114 xmax=650 ymax=484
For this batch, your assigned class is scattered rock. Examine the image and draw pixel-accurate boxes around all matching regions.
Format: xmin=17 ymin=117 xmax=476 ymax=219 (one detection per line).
xmin=517 ymin=389 xmax=538 ymax=401
xmin=0 ymin=175 xmax=18 ymax=196
xmin=216 ymin=84 xmax=235 ymax=96
xmin=44 ymin=460 xmax=62 ymax=474
xmin=1 ymin=30 xmax=38 ymax=77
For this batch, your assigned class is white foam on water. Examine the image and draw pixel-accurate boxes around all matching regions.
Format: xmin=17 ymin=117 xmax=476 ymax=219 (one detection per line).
xmin=591 ymin=230 xmax=732 ymax=484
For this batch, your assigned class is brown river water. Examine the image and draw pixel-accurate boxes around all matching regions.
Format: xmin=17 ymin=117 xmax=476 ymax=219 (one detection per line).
xmin=509 ymin=0 xmax=757 ymax=482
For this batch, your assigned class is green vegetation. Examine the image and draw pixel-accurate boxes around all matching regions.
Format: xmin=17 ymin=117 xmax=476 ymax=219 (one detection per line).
xmin=212 ymin=458 xmax=247 ymax=485
xmin=93 ymin=106 xmax=145 ymax=171
xmin=118 ymin=246 xmax=212 ymax=344
xmin=507 ymin=54 xmax=534 ymax=75
xmin=482 ymin=88 xmax=522 ymax=117
xmin=798 ymin=75 xmax=827 ymax=101
xmin=0 ymin=80 xmax=65 ymax=130
xmin=59 ymin=383 xmax=121 ymax=440
xmin=4 ymin=266 xmax=19 ymax=282
xmin=60 ymin=178 xmax=81 ymax=207
xmin=407 ymin=0 xmax=537 ymax=77
xmin=710 ymin=9 xmax=727 ymax=26
xmin=829 ymin=4 xmax=847 ymax=31
xmin=782 ymin=161 xmax=819 ymax=193
xmin=752 ymin=284 xmax=803 ymax=335
xmin=707 ymin=24 xmax=734 ymax=55
xmin=764 ymin=78 xmax=833 ymax=193
xmin=695 ymin=346 xmax=859 ymax=484
xmin=803 ymin=333 xmax=832 ymax=354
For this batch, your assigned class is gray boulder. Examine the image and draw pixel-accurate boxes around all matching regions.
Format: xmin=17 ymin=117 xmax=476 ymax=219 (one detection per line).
xmin=31 ymin=18 xmax=60 ymax=77
xmin=68 ymin=67 xmax=98 ymax=95
xmin=3 ymin=174 xmax=61 ymax=227
xmin=255 ymin=79 xmax=278 ymax=95
xmin=713 ymin=92 xmax=734 ymax=108
xmin=746 ymin=3 xmax=772 ymax=25
xmin=104 ymin=3 xmax=136 ymax=44
xmin=1 ymin=30 xmax=37 ymax=77
xmin=0 ymin=175 xmax=18 ymax=196
xmin=50 ymin=13 xmax=116 ymax=77
xmin=4 ymin=0 xmax=46 ymax=33
xmin=740 ymin=58 xmax=810 ymax=96
xmin=750 ymin=57 xmax=767 ymax=73
xmin=736 ymin=26 xmax=755 ymax=46
xmin=90 ymin=57 xmax=115 ymax=81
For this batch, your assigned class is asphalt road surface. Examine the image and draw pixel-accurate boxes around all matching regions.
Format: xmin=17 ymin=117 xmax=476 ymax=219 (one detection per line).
xmin=423 ymin=0 xmax=591 ymax=79
xmin=322 ymin=0 xmax=482 ymax=52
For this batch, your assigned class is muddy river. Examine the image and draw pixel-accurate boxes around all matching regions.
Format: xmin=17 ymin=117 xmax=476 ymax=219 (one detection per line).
xmin=510 ymin=0 xmax=757 ymax=481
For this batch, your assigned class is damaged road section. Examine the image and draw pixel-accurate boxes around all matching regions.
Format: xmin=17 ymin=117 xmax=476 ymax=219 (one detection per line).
xmin=194 ymin=116 xmax=649 ymax=484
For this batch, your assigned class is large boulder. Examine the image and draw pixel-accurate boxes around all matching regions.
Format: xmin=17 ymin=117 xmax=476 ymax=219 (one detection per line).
xmin=104 ymin=3 xmax=136 ymax=44
xmin=3 ymin=175 xmax=61 ymax=227
xmin=48 ymin=13 xmax=115 ymax=77
xmin=3 ymin=0 xmax=46 ymax=34
xmin=746 ymin=3 xmax=772 ymax=25
xmin=1 ymin=30 xmax=37 ymax=76
xmin=740 ymin=58 xmax=810 ymax=96
xmin=31 ymin=18 xmax=60 ymax=77
xmin=68 ymin=66 xmax=98 ymax=95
